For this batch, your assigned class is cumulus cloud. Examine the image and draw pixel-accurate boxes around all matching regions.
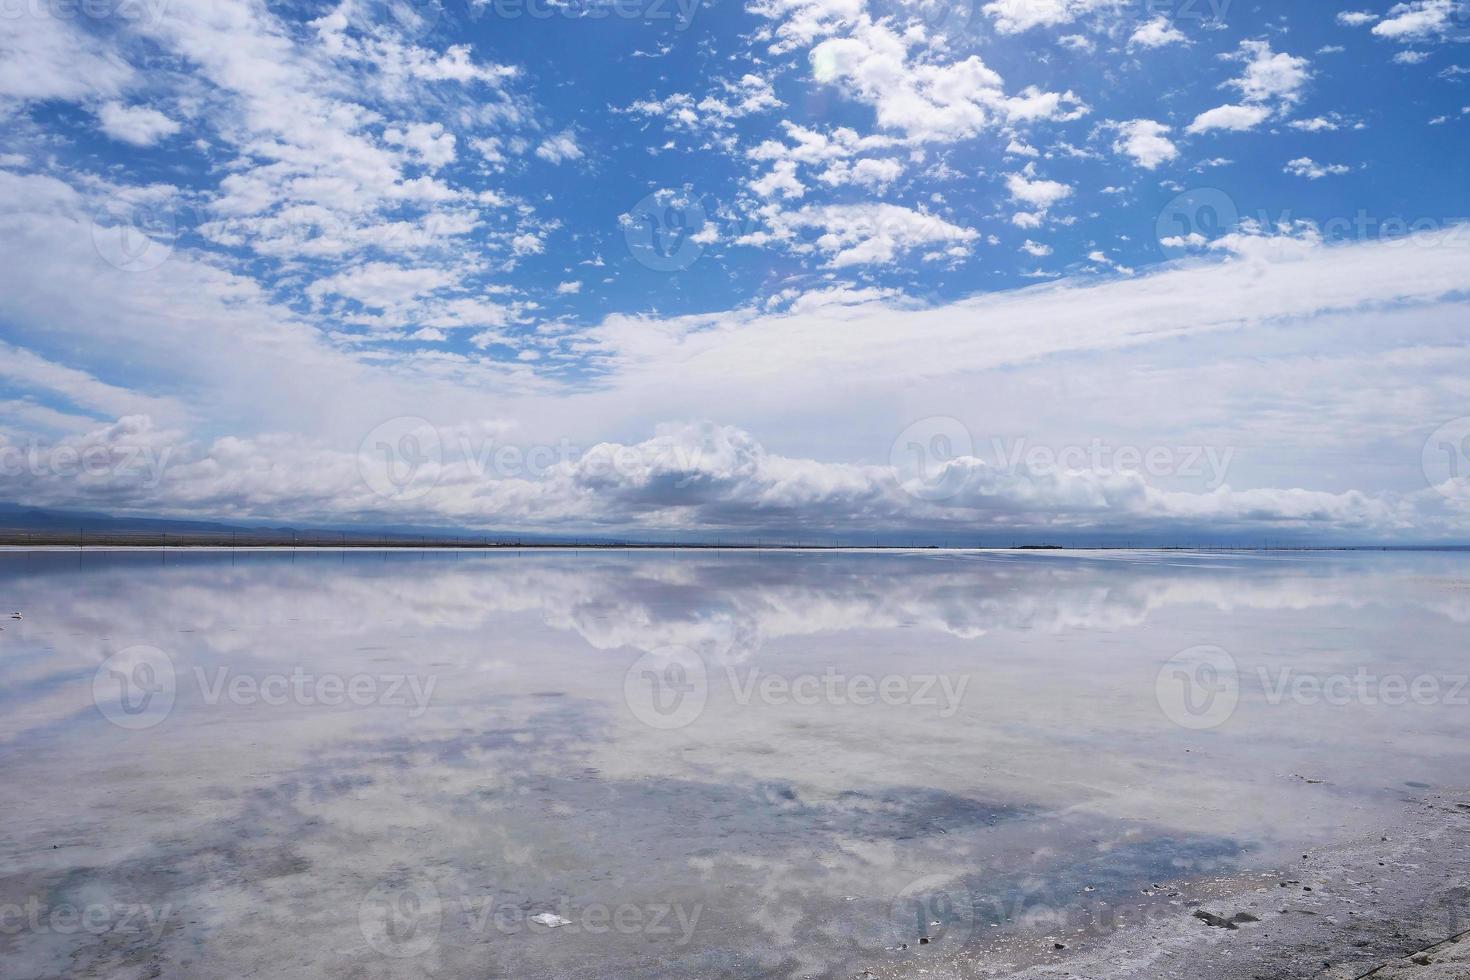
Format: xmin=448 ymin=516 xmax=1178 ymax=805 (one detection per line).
xmin=1188 ymin=40 xmax=1310 ymax=133
xmin=740 ymin=202 xmax=977 ymax=266
xmin=816 ymin=156 xmax=904 ymax=189
xmin=622 ymin=74 xmax=782 ymax=133
xmin=535 ymin=131 xmax=583 ymax=164
xmin=807 ymin=18 xmax=1086 ymax=143
xmin=385 ymin=121 xmax=458 ymax=169
xmin=1128 ymin=16 xmax=1188 ymax=48
xmin=1283 ymin=157 xmax=1351 ymax=179
xmin=1112 ymin=119 xmax=1179 ymax=169
xmin=6 ymin=415 xmax=1467 ymax=542
xmin=1372 ymin=0 xmax=1462 ymax=39
xmin=95 ymin=103 xmax=181 ymax=146
xmin=1228 ymin=39 xmax=1312 ymax=104
xmin=1004 ymin=166 xmax=1073 ymax=226
xmin=1186 ymin=102 xmax=1272 ymax=134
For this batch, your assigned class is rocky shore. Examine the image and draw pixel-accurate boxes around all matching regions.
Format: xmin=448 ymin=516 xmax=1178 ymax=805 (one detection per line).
xmin=999 ymin=791 xmax=1470 ymax=980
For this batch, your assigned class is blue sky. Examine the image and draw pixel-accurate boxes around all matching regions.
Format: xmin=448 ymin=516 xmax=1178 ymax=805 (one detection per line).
xmin=1 ymin=0 xmax=1469 ymax=541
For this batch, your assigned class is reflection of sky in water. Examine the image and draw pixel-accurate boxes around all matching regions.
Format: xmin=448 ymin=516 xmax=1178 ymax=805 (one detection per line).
xmin=1 ymin=550 xmax=1468 ymax=978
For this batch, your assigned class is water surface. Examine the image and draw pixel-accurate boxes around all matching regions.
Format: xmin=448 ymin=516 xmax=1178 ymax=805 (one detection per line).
xmin=1 ymin=549 xmax=1467 ymax=978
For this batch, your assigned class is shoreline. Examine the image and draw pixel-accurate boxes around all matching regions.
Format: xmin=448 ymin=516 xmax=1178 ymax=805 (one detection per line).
xmin=1000 ymin=790 xmax=1470 ymax=980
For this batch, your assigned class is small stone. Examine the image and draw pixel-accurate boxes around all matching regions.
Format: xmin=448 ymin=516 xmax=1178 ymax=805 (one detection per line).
xmin=1193 ymin=910 xmax=1238 ymax=930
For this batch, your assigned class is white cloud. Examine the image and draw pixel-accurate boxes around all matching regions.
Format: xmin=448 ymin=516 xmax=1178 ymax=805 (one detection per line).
xmin=1187 ymin=39 xmax=1310 ymax=134
xmin=1337 ymin=11 xmax=1378 ymax=26
xmin=556 ymin=280 xmax=582 ymax=295
xmin=1112 ymin=119 xmax=1179 ymax=169
xmin=1229 ymin=39 xmax=1311 ymax=105
xmin=808 ymin=18 xmax=1086 ymax=143
xmin=751 ymin=159 xmax=807 ymax=198
xmin=623 ymin=74 xmax=782 ymax=133
xmin=6 ymin=164 xmax=1470 ymax=540
xmin=816 ymin=156 xmax=904 ymax=189
xmin=1128 ymin=16 xmax=1189 ymax=48
xmin=1283 ymin=157 xmax=1351 ymax=179
xmin=385 ymin=121 xmax=458 ymax=169
xmin=1021 ymin=239 xmax=1053 ymax=256
xmin=1290 ymin=115 xmax=1342 ymax=132
xmin=749 ymin=0 xmax=866 ymax=53
xmin=535 ymin=131 xmax=583 ymax=164
xmin=0 ymin=12 xmax=133 ymax=103
xmin=1186 ymin=103 xmax=1272 ymax=133
xmin=1372 ymin=0 xmax=1460 ymax=39
xmin=95 ymin=103 xmax=181 ymax=146
xmin=742 ymin=202 xmax=977 ymax=266
xmin=1004 ymin=168 xmax=1073 ymax=209
xmin=1394 ymin=49 xmax=1431 ymax=63
xmin=307 ymin=263 xmax=459 ymax=312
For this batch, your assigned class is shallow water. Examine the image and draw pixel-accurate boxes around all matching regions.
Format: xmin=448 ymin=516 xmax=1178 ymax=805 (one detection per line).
xmin=1 ymin=548 xmax=1467 ymax=978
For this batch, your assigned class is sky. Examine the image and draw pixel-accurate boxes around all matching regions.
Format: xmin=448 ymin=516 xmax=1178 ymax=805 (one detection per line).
xmin=0 ymin=0 xmax=1468 ymax=543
